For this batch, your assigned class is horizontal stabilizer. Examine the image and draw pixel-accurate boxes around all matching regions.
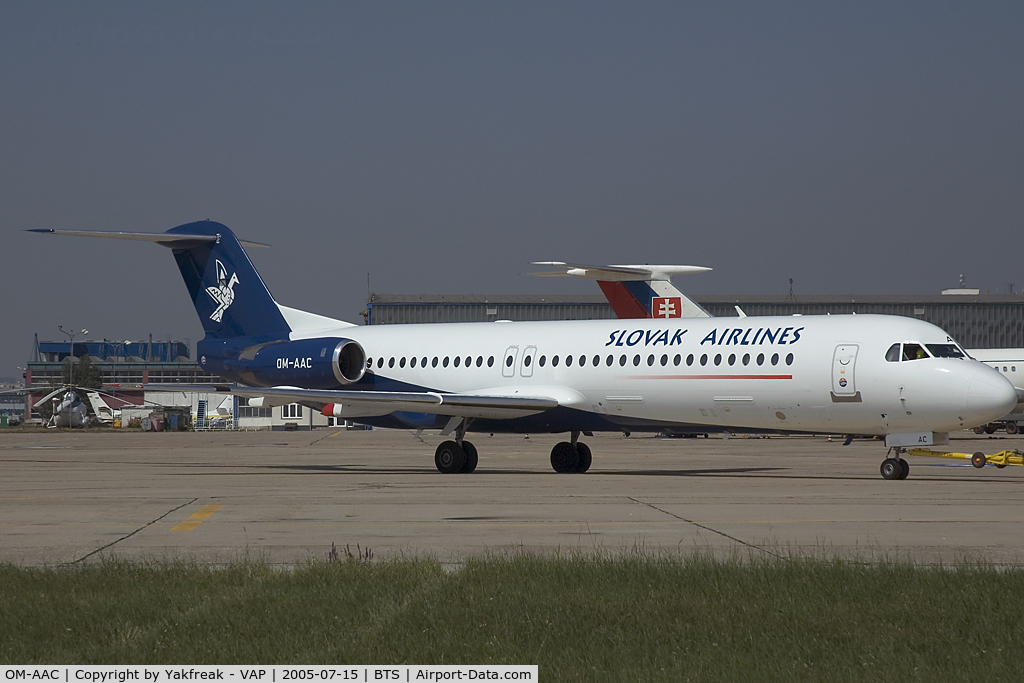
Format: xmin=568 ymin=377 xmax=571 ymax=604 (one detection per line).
xmin=529 ymin=262 xmax=711 ymax=282
xmin=28 ymin=229 xmax=270 ymax=249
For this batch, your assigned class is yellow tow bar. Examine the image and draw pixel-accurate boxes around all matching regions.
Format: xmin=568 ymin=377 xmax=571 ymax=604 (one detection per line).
xmin=907 ymin=448 xmax=1024 ymax=469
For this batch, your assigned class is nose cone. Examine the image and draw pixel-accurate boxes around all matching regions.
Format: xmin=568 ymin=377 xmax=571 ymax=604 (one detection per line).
xmin=967 ymin=369 xmax=1019 ymax=423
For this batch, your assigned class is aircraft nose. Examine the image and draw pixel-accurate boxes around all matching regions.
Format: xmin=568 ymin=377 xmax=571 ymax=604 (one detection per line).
xmin=967 ymin=370 xmax=1019 ymax=422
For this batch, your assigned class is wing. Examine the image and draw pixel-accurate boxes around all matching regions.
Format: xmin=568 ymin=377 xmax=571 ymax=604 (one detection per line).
xmin=142 ymin=383 xmax=570 ymax=420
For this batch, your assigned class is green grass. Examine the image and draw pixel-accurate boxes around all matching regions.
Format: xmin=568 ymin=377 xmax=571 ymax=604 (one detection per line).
xmin=2 ymin=554 xmax=1023 ymax=681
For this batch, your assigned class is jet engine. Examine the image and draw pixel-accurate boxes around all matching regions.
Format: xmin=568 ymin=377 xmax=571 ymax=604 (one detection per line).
xmin=227 ymin=337 xmax=366 ymax=389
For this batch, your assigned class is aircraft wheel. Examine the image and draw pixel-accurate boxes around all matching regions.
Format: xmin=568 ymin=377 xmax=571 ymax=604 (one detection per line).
xmin=880 ymin=458 xmax=902 ymax=480
xmin=435 ymin=440 xmax=466 ymax=474
xmin=575 ymin=442 xmax=593 ymax=473
xmin=550 ymin=441 xmax=579 ymax=473
xmin=971 ymin=452 xmax=986 ymax=468
xmin=984 ymin=424 xmax=997 ymax=434
xmin=1007 ymin=423 xmax=1019 ymax=435
xmin=461 ymin=441 xmax=479 ymax=473
xmin=973 ymin=426 xmax=985 ymax=435
xmin=898 ymin=459 xmax=910 ymax=480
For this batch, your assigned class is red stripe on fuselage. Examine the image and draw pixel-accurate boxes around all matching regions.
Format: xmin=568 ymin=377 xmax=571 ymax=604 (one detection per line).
xmin=626 ymin=375 xmax=793 ymax=380
xmin=598 ymin=281 xmax=650 ymax=319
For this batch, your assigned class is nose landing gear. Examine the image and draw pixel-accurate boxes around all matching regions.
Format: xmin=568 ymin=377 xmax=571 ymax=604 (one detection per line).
xmin=880 ymin=448 xmax=910 ymax=480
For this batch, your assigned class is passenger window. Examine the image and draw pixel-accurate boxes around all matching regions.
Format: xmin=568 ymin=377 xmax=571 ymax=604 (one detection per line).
xmin=885 ymin=344 xmax=900 ymax=362
xmin=771 ymin=353 xmax=779 ymax=366
xmin=524 ymin=355 xmax=532 ymax=367
xmin=686 ymin=354 xmax=694 ymax=366
xmin=443 ymin=357 xmax=450 ymax=368
xmin=661 ymin=354 xmax=668 ymax=366
xmin=566 ymin=355 xmax=573 ymax=367
xmin=466 ymin=356 xmax=472 ymax=367
xmin=454 ymin=356 xmax=461 ymax=367
xmin=714 ymin=354 xmax=722 ymax=366
xmin=619 ymin=355 xmax=627 ymax=366
xmin=673 ymin=354 xmax=681 ymax=366
xmin=648 ymin=355 xmax=655 ymax=366
xmin=388 ymin=357 xmax=395 ymax=369
xmin=902 ymin=343 xmax=929 ymax=361
xmin=742 ymin=353 xmax=750 ymax=366
xmin=432 ymin=357 xmax=438 ymax=368
xmin=366 ymin=357 xmax=373 ymax=367
xmin=756 ymin=353 xmax=764 ymax=366
xmin=606 ymin=355 xmax=614 ymax=367
xmin=579 ymin=355 xmax=586 ymax=367
xmin=633 ymin=355 xmax=641 ymax=366
xmin=539 ymin=355 xmax=546 ymax=367
xmin=593 ymin=355 xmax=600 ymax=367
xmin=378 ymin=358 xmax=384 ymax=369
xmin=700 ymin=354 xmax=708 ymax=366
xmin=786 ymin=353 xmax=794 ymax=366
xmin=553 ymin=355 xmax=560 ymax=367
xmin=476 ymin=356 xmax=483 ymax=367
xmin=400 ymin=357 xmax=406 ymax=368
xmin=410 ymin=357 xmax=417 ymax=368
xmin=728 ymin=353 xmax=736 ymax=366
xmin=487 ymin=356 xmax=494 ymax=367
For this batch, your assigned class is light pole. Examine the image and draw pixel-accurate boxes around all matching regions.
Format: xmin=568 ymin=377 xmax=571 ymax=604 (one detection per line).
xmin=58 ymin=326 xmax=88 ymax=386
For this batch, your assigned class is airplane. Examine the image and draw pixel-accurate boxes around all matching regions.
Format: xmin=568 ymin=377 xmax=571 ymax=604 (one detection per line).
xmin=31 ymin=221 xmax=1018 ymax=480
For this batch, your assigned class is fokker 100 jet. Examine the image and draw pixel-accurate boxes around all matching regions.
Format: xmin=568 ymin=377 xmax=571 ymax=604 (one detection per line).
xmin=32 ymin=222 xmax=1017 ymax=480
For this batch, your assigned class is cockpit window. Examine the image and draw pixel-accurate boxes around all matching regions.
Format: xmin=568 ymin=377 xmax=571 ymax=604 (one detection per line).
xmin=926 ymin=344 xmax=965 ymax=359
xmin=885 ymin=344 xmax=900 ymax=362
xmin=902 ymin=343 xmax=930 ymax=361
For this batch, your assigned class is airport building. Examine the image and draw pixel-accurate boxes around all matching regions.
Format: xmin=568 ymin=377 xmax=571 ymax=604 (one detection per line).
xmin=366 ymin=292 xmax=1024 ymax=349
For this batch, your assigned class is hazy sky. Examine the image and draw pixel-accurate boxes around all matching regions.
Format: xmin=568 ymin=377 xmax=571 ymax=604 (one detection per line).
xmin=2 ymin=2 xmax=1022 ymax=378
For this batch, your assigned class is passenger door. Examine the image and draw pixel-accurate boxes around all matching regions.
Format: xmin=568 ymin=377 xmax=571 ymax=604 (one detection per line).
xmin=832 ymin=345 xmax=859 ymax=397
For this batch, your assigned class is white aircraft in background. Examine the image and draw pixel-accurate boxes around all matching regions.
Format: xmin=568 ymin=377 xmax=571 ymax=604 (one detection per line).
xmin=31 ymin=222 xmax=1017 ymax=480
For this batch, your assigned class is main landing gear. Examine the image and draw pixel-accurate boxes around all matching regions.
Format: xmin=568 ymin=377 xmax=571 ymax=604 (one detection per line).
xmin=550 ymin=431 xmax=592 ymax=474
xmin=880 ymin=448 xmax=910 ymax=480
xmin=434 ymin=439 xmax=478 ymax=474
xmin=432 ymin=422 xmax=594 ymax=475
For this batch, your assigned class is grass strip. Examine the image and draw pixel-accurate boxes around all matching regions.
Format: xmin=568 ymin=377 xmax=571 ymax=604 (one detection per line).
xmin=1 ymin=554 xmax=1022 ymax=681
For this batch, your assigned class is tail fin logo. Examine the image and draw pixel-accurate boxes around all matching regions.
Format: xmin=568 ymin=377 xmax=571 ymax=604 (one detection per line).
xmin=653 ymin=296 xmax=682 ymax=318
xmin=206 ymin=259 xmax=239 ymax=323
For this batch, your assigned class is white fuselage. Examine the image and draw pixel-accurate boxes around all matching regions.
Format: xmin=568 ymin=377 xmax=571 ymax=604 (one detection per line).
xmin=294 ymin=313 xmax=1016 ymax=435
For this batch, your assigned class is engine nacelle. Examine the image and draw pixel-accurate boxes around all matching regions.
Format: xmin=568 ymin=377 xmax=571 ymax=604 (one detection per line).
xmin=231 ymin=337 xmax=366 ymax=389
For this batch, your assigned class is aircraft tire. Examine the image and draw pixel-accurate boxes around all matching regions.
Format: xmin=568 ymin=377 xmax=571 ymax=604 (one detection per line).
xmin=880 ymin=458 xmax=902 ymax=480
xmin=461 ymin=441 xmax=479 ymax=473
xmin=435 ymin=440 xmax=466 ymax=474
xmin=898 ymin=459 xmax=910 ymax=480
xmin=550 ymin=441 xmax=579 ymax=473
xmin=575 ymin=442 xmax=592 ymax=473
xmin=971 ymin=452 xmax=986 ymax=468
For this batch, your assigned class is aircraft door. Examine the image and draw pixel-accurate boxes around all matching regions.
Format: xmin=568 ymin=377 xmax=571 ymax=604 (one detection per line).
xmin=832 ymin=345 xmax=859 ymax=396
xmin=521 ymin=346 xmax=537 ymax=377
xmin=502 ymin=346 xmax=519 ymax=378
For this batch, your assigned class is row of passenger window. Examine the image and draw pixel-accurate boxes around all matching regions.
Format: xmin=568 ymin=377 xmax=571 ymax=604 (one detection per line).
xmin=367 ymin=351 xmax=795 ymax=370
xmin=524 ymin=352 xmax=794 ymax=368
xmin=370 ymin=355 xmax=495 ymax=370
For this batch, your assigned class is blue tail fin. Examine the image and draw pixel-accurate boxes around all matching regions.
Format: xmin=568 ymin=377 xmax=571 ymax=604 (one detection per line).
xmin=166 ymin=221 xmax=291 ymax=341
